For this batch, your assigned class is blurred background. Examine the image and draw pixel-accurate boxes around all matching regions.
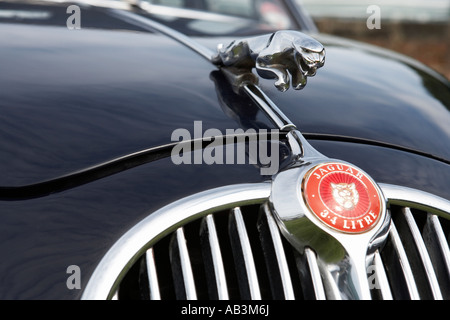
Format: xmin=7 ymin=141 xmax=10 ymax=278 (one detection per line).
xmin=298 ymin=0 xmax=450 ymax=79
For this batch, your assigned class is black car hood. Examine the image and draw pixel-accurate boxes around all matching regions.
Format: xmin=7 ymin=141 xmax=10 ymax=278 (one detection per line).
xmin=1 ymin=20 xmax=449 ymax=187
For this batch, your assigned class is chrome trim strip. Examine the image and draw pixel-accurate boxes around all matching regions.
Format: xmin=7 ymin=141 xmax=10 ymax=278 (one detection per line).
xmin=379 ymin=184 xmax=450 ymax=219
xmin=145 ymin=248 xmax=161 ymax=300
xmin=402 ymin=208 xmax=443 ymax=299
xmin=304 ymin=247 xmax=327 ymax=300
xmin=230 ymin=207 xmax=262 ymax=299
xmin=373 ymin=250 xmax=393 ymax=300
xmin=389 ymin=221 xmax=421 ymax=299
xmin=82 ymin=183 xmax=271 ymax=300
xmin=201 ymin=214 xmax=229 ymax=300
xmin=172 ymin=227 xmax=197 ymax=299
xmin=262 ymin=203 xmax=295 ymax=299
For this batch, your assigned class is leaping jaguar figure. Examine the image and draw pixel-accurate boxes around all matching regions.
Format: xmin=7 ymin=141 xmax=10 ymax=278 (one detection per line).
xmin=212 ymin=30 xmax=325 ymax=92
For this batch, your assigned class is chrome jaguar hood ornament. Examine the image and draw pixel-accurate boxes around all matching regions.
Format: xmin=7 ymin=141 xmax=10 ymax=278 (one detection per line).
xmin=212 ymin=30 xmax=325 ymax=92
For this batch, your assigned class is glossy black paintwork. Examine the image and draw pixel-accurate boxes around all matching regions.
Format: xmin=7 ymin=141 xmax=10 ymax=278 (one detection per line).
xmin=0 ymin=2 xmax=450 ymax=299
xmin=0 ymin=23 xmax=241 ymax=186
xmin=1 ymin=22 xmax=449 ymax=188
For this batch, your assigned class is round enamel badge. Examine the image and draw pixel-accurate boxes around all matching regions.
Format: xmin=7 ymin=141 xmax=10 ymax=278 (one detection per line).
xmin=302 ymin=162 xmax=382 ymax=233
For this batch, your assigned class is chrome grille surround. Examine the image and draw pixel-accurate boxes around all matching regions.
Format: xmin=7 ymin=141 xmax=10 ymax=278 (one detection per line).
xmin=82 ymin=183 xmax=450 ymax=300
xmin=82 ymin=183 xmax=271 ymax=300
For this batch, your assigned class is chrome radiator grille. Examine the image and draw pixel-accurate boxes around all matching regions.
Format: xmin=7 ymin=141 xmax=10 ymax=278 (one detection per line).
xmin=379 ymin=207 xmax=450 ymax=299
xmin=116 ymin=204 xmax=304 ymax=300
xmin=82 ymin=183 xmax=450 ymax=300
xmin=115 ymin=203 xmax=450 ymax=300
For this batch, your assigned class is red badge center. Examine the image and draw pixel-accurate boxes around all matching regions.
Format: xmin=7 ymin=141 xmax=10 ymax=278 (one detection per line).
xmin=303 ymin=163 xmax=382 ymax=233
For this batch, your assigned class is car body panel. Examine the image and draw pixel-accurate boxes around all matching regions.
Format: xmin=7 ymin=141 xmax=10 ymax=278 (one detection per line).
xmin=1 ymin=22 xmax=449 ymax=188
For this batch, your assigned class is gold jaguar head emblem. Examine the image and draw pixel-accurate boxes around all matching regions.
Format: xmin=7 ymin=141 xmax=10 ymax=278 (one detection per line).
xmin=331 ymin=182 xmax=359 ymax=211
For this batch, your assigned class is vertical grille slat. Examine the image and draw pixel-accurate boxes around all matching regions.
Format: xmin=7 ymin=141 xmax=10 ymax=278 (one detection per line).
xmin=401 ymin=208 xmax=443 ymax=299
xmin=170 ymin=227 xmax=197 ymax=300
xmin=258 ymin=203 xmax=295 ymax=299
xmin=228 ymin=207 xmax=262 ymax=299
xmin=423 ymin=214 xmax=450 ymax=299
xmin=145 ymin=248 xmax=161 ymax=300
xmin=302 ymin=247 xmax=327 ymax=300
xmin=317 ymin=257 xmax=343 ymax=300
xmin=372 ymin=250 xmax=393 ymax=300
xmin=384 ymin=220 xmax=421 ymax=299
xmin=200 ymin=214 xmax=229 ymax=300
